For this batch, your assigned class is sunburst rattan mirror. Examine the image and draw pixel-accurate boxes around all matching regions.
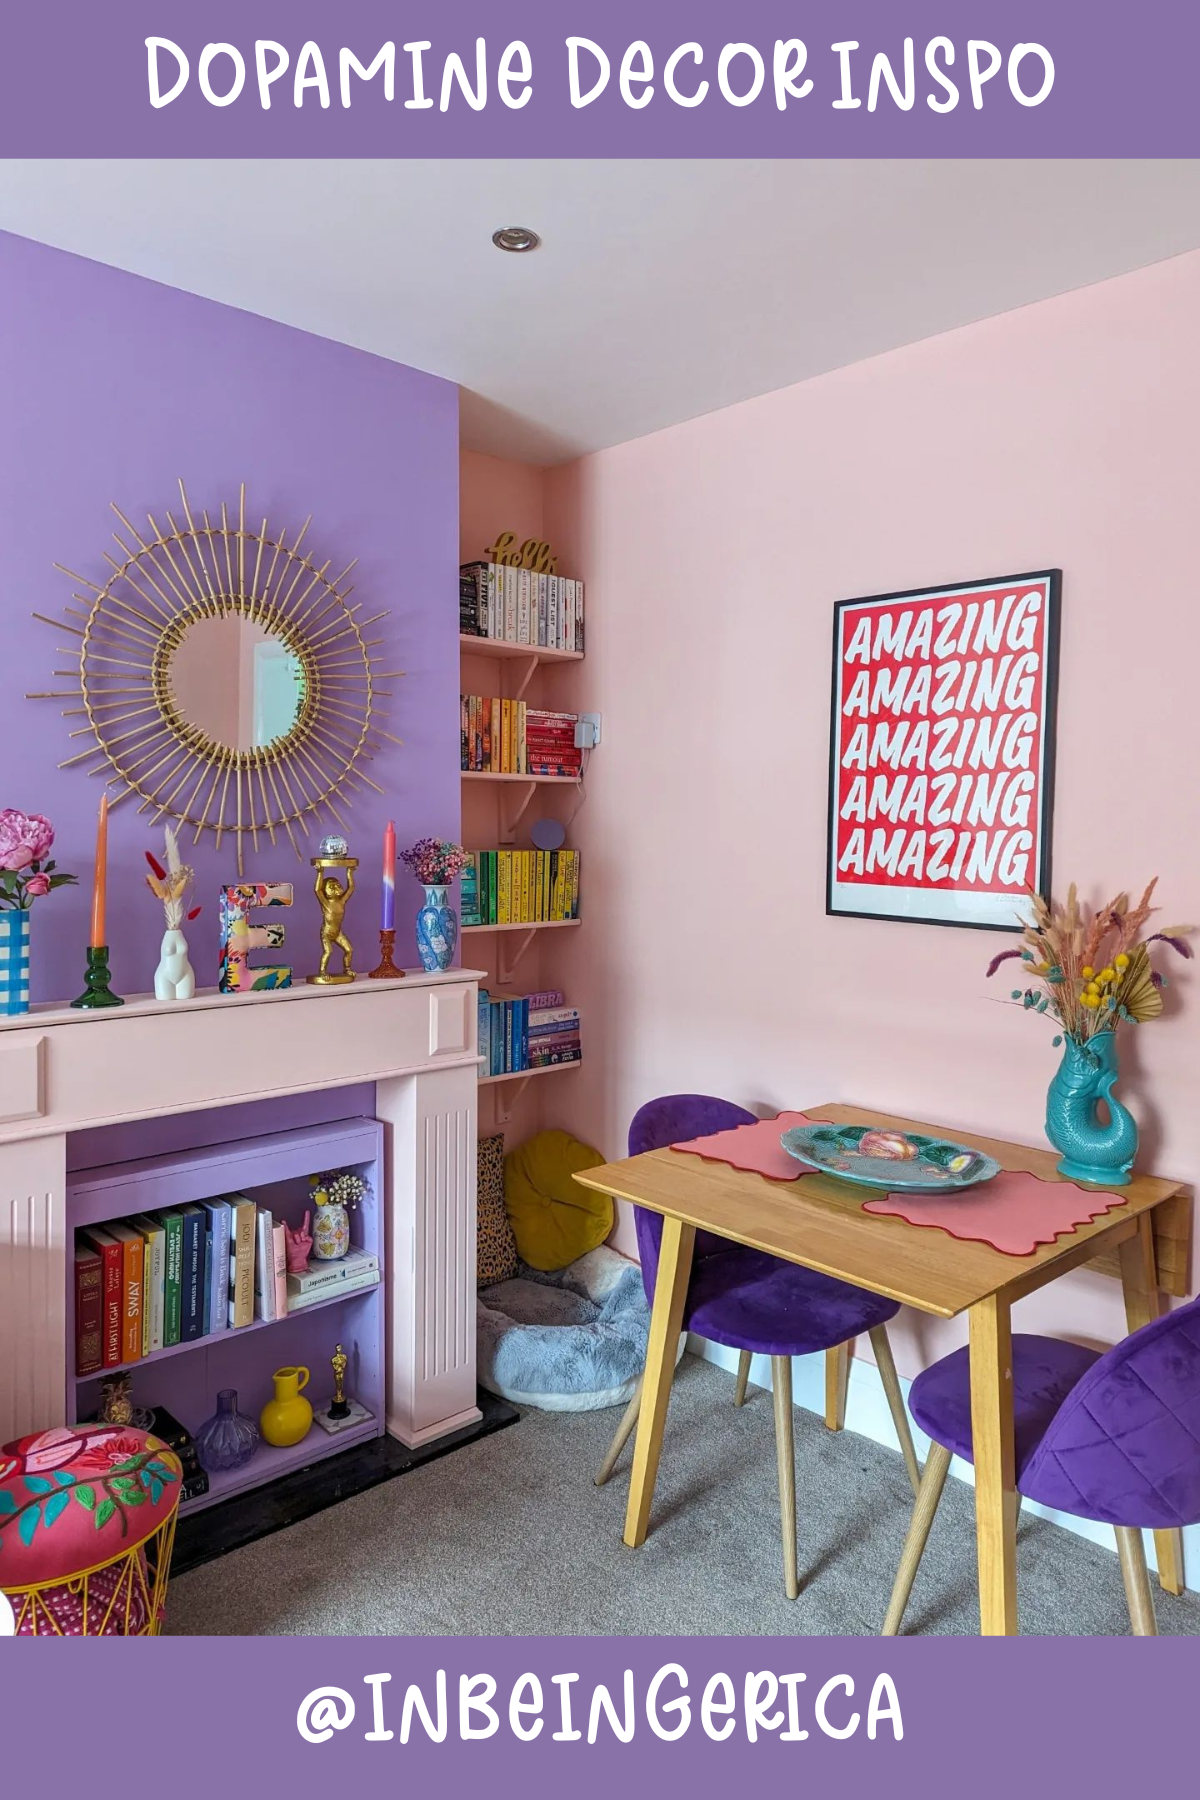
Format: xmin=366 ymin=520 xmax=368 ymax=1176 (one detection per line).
xmin=30 ymin=482 xmax=401 ymax=874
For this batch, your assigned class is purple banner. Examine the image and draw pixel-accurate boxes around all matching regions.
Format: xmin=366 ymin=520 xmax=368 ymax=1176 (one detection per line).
xmin=3 ymin=1633 xmax=1196 ymax=1795
xmin=0 ymin=0 xmax=1198 ymax=157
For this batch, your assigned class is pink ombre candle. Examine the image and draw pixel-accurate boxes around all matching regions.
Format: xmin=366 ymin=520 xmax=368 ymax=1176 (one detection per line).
xmin=382 ymin=820 xmax=396 ymax=929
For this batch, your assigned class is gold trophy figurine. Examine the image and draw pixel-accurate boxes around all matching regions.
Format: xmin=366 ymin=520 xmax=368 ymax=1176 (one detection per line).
xmin=329 ymin=1343 xmax=351 ymax=1421
xmin=308 ymin=836 xmax=358 ymax=985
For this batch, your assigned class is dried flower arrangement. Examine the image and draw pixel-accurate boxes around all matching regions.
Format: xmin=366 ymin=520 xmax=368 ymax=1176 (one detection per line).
xmin=145 ymin=824 xmax=202 ymax=930
xmin=987 ymin=880 xmax=1192 ymax=1046
xmin=400 ymin=837 xmax=471 ymax=887
xmin=313 ymin=1170 xmax=370 ymax=1211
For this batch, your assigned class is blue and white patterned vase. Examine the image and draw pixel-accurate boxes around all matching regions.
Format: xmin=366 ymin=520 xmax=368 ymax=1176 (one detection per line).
xmin=416 ymin=883 xmax=457 ymax=973
xmin=0 ymin=911 xmax=31 ymax=1016
xmin=1045 ymin=1030 xmax=1137 ymax=1187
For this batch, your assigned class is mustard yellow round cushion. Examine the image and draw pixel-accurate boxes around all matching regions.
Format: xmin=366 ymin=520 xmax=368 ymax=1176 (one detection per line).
xmin=503 ymin=1130 xmax=612 ymax=1272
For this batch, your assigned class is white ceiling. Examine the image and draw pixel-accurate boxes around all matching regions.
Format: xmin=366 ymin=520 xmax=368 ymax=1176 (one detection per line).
xmin=3 ymin=160 xmax=1200 ymax=464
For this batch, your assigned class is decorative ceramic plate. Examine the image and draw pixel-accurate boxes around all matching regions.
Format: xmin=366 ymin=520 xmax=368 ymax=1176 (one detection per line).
xmin=779 ymin=1123 xmax=1001 ymax=1192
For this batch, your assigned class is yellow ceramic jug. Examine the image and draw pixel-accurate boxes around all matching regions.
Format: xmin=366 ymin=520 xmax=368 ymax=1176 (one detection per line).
xmin=260 ymin=1365 xmax=313 ymax=1447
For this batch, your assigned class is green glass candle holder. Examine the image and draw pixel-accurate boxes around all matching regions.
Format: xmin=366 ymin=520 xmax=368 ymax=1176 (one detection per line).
xmin=71 ymin=945 xmax=124 ymax=1010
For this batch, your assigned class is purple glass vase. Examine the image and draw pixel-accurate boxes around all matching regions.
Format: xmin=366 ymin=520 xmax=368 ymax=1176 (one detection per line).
xmin=194 ymin=1387 xmax=260 ymax=1472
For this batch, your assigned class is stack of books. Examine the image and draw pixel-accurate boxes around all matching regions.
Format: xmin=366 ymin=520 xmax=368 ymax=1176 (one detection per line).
xmin=461 ymin=697 xmax=583 ymax=777
xmin=73 ymin=1197 xmax=379 ymax=1375
xmin=460 ymin=562 xmax=584 ymax=653
xmin=461 ymin=849 xmax=580 ymax=926
xmin=478 ymin=987 xmax=582 ymax=1075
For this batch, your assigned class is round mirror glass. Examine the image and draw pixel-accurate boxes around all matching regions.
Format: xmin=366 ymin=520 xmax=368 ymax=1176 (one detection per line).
xmin=168 ymin=613 xmax=307 ymax=751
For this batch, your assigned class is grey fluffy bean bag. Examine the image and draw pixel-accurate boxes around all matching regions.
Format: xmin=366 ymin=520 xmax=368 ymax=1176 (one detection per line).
xmin=477 ymin=1246 xmax=650 ymax=1411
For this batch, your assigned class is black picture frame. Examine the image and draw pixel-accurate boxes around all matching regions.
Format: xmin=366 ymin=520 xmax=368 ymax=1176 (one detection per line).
xmin=826 ymin=569 xmax=1061 ymax=932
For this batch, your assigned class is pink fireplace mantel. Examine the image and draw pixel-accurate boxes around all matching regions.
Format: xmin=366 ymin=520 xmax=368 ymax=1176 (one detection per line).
xmin=0 ymin=969 xmax=484 ymax=1451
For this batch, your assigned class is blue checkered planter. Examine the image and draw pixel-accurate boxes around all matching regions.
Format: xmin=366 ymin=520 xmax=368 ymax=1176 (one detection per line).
xmin=0 ymin=911 xmax=31 ymax=1016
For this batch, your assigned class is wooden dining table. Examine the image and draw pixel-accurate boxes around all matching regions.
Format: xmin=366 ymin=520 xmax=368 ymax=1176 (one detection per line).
xmin=572 ymin=1101 xmax=1192 ymax=1635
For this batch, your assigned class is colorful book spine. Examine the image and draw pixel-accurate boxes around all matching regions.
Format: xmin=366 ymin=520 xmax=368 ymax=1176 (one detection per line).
xmin=104 ymin=1222 xmax=145 ymax=1364
xmin=131 ymin=1215 xmax=166 ymax=1355
xmin=159 ymin=1210 xmax=183 ymax=1347
xmin=228 ymin=1195 xmax=256 ymax=1328
xmin=74 ymin=1242 xmax=104 ymax=1376
xmin=272 ymin=1221 xmax=288 ymax=1320
xmin=287 ymin=1248 xmax=379 ymax=1297
xmin=254 ymin=1208 xmax=276 ymax=1322
xmin=200 ymin=1199 xmax=231 ymax=1337
xmin=179 ymin=1206 xmax=205 ymax=1342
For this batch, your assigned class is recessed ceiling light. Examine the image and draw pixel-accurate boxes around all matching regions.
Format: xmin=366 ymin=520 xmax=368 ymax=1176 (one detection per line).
xmin=492 ymin=226 xmax=541 ymax=254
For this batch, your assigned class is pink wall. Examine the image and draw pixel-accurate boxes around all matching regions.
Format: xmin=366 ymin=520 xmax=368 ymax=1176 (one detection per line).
xmin=544 ymin=249 xmax=1200 ymax=1377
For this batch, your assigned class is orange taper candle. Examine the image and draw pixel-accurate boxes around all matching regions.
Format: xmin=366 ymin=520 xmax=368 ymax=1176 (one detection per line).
xmin=89 ymin=792 xmax=108 ymax=948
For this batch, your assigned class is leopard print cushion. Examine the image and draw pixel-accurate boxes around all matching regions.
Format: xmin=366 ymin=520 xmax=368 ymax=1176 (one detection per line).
xmin=477 ymin=1132 xmax=519 ymax=1286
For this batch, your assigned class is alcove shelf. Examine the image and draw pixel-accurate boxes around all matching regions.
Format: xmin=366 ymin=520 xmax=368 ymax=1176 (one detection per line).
xmin=459 ymin=634 xmax=583 ymax=664
xmin=462 ymin=771 xmax=579 ymax=785
xmin=461 ymin=919 xmax=581 ymax=934
xmin=478 ymin=1061 xmax=582 ymax=1087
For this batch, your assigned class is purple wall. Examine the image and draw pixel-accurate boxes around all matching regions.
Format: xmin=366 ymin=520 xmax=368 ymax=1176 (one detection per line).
xmin=0 ymin=230 xmax=459 ymax=1003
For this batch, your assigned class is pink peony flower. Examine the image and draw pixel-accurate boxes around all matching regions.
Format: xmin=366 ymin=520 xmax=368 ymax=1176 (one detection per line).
xmin=0 ymin=809 xmax=54 ymax=873
xmin=23 ymin=872 xmax=50 ymax=898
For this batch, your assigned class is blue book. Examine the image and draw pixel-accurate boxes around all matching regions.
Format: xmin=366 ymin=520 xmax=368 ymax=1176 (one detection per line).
xmin=201 ymin=1228 xmax=213 ymax=1338
xmin=517 ymin=997 xmax=529 ymax=1071
xmin=477 ymin=989 xmax=491 ymax=1075
xmin=200 ymin=1199 xmax=231 ymax=1335
xmin=179 ymin=1205 xmax=205 ymax=1341
xmin=490 ymin=1000 xmax=503 ymax=1076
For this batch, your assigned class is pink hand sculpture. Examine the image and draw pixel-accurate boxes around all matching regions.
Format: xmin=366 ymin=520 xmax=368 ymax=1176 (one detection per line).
xmin=284 ymin=1210 xmax=313 ymax=1274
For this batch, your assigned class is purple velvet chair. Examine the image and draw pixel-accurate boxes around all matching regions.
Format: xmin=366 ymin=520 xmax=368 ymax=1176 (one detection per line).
xmin=883 ymin=1297 xmax=1200 ymax=1635
xmin=595 ymin=1094 xmax=920 ymax=1599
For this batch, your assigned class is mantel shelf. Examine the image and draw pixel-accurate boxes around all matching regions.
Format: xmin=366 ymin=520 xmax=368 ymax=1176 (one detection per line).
xmin=459 ymin=635 xmax=583 ymax=664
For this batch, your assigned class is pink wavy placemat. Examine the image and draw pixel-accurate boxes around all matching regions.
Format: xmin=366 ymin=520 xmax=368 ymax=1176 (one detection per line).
xmin=670 ymin=1111 xmax=833 ymax=1183
xmin=862 ymin=1169 xmax=1128 ymax=1256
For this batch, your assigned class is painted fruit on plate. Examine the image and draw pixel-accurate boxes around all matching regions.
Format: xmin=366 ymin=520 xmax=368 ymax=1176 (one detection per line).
xmin=858 ymin=1130 xmax=918 ymax=1160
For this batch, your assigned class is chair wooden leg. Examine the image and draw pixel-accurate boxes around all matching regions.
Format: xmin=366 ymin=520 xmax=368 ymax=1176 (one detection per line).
xmin=1116 ymin=1527 xmax=1158 ymax=1636
xmin=772 ymin=1355 xmax=800 ymax=1599
xmin=734 ymin=1349 xmax=752 ymax=1407
xmin=869 ymin=1325 xmax=921 ymax=1497
xmin=595 ymin=1374 xmax=643 ymax=1487
xmin=881 ymin=1440 xmax=952 ymax=1635
xmin=825 ymin=1341 xmax=851 ymax=1431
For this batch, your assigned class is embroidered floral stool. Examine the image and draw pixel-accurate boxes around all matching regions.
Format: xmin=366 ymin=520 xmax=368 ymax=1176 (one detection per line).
xmin=0 ymin=1424 xmax=182 ymax=1636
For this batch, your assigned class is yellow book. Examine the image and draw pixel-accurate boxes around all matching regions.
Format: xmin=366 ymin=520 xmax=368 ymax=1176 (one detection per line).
xmin=522 ymin=851 xmax=532 ymax=923
xmin=516 ymin=700 xmax=527 ymax=774
xmin=490 ymin=697 xmax=501 ymax=773
xmin=568 ymin=850 xmax=579 ymax=919
xmin=498 ymin=849 xmax=511 ymax=924
xmin=501 ymin=698 xmax=512 ymax=773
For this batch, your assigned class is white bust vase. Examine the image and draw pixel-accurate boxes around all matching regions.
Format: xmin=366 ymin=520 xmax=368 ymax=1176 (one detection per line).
xmin=155 ymin=926 xmax=196 ymax=1001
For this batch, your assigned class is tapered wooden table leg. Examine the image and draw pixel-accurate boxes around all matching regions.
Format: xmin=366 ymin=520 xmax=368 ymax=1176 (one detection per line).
xmin=825 ymin=1341 xmax=851 ymax=1430
xmin=1119 ymin=1214 xmax=1186 ymax=1595
xmin=970 ymin=1294 xmax=1018 ymax=1635
xmin=623 ymin=1218 xmax=695 ymax=1549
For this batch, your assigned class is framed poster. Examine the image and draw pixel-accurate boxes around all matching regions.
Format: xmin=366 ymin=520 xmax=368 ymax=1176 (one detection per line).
xmin=827 ymin=569 xmax=1060 ymax=931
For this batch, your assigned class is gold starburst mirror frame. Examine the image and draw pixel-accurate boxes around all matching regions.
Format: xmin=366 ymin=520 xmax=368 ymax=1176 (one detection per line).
xmin=29 ymin=482 xmax=402 ymax=875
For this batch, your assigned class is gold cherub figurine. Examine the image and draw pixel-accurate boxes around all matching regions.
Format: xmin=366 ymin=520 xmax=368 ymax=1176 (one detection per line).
xmin=308 ymin=843 xmax=359 ymax=985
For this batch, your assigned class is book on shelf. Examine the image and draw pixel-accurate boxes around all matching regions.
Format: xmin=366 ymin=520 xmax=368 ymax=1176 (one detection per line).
xmin=73 ymin=1242 xmax=104 ymax=1377
xmin=272 ymin=1221 xmax=288 ymax=1319
xmin=199 ymin=1199 xmax=231 ymax=1338
xmin=105 ymin=1222 xmax=146 ymax=1365
xmin=228 ymin=1194 xmax=256 ymax=1329
xmin=459 ymin=561 xmax=585 ymax=653
xmin=147 ymin=1405 xmax=209 ymax=1505
xmin=460 ymin=849 xmax=580 ymax=927
xmin=286 ymin=1246 xmax=380 ymax=1298
xmin=254 ymin=1208 xmax=276 ymax=1323
xmin=159 ymin=1209 xmax=183 ymax=1347
xmin=478 ymin=988 xmax=581 ymax=1076
xmin=179 ymin=1205 xmax=205 ymax=1343
xmin=130 ymin=1214 xmax=167 ymax=1355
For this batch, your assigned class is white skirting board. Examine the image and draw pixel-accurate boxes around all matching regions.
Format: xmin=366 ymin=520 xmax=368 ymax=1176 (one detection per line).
xmin=687 ymin=1334 xmax=1196 ymax=1590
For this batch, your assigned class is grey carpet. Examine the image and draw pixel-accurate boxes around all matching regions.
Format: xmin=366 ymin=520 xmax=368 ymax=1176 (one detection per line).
xmin=168 ymin=1354 xmax=1200 ymax=1636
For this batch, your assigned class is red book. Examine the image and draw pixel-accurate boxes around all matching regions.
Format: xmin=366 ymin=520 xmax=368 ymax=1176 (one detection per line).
xmin=81 ymin=1228 xmax=124 ymax=1367
xmin=74 ymin=1242 xmax=104 ymax=1376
